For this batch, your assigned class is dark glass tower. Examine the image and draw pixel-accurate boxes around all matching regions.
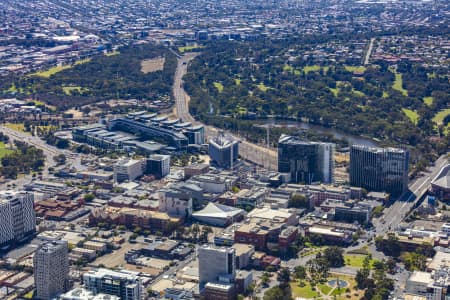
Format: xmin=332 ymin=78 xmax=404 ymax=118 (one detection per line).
xmin=350 ymin=145 xmax=409 ymax=197
xmin=278 ymin=135 xmax=334 ymax=184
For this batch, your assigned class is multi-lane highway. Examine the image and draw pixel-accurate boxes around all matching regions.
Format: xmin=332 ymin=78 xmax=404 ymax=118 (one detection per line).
xmin=173 ymin=53 xmax=278 ymax=170
xmin=374 ymin=154 xmax=449 ymax=234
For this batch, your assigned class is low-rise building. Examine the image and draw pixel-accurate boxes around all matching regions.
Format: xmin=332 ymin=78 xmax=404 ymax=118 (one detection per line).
xmin=192 ymin=202 xmax=246 ymax=227
xmin=89 ymin=206 xmax=181 ymax=234
xmin=184 ymin=164 xmax=209 ymax=179
xmin=203 ymin=282 xmax=235 ymax=300
xmin=83 ymin=241 xmax=107 ymax=252
xmin=61 ymin=287 xmax=120 ymax=300
xmin=305 ymin=225 xmax=352 ymax=244
xmin=159 ymin=185 xmax=193 ymax=218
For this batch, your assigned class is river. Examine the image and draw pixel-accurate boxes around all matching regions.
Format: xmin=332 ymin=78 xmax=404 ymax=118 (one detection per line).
xmin=261 ymin=119 xmax=377 ymax=147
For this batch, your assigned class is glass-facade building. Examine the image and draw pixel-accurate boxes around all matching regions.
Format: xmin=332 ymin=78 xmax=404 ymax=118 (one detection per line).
xmin=278 ymin=135 xmax=334 ymax=184
xmin=350 ymin=145 xmax=409 ymax=197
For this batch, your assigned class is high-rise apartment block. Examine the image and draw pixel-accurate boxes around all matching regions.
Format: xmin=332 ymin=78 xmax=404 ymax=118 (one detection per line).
xmin=0 ymin=191 xmax=35 ymax=250
xmin=83 ymin=268 xmax=143 ymax=300
xmin=350 ymin=145 xmax=409 ymax=197
xmin=278 ymin=135 xmax=334 ymax=184
xmin=209 ymin=134 xmax=239 ymax=169
xmin=34 ymin=240 xmax=70 ymax=300
xmin=198 ymin=245 xmax=236 ymax=288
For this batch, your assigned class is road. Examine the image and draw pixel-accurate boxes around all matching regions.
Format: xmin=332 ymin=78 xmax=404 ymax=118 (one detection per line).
xmin=0 ymin=125 xmax=79 ymax=189
xmin=374 ymin=154 xmax=449 ymax=234
xmin=364 ymin=38 xmax=375 ymax=65
xmin=173 ymin=53 xmax=278 ymax=170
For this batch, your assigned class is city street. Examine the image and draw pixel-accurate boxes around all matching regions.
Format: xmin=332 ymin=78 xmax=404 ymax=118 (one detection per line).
xmin=374 ymin=154 xmax=449 ymax=234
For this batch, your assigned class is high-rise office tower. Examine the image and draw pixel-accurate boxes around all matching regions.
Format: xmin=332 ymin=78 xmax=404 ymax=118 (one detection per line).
xmin=278 ymin=135 xmax=334 ymax=184
xmin=146 ymin=154 xmax=170 ymax=179
xmin=198 ymin=245 xmax=236 ymax=288
xmin=350 ymin=145 xmax=409 ymax=197
xmin=34 ymin=241 xmax=70 ymax=300
xmin=0 ymin=191 xmax=35 ymax=250
xmin=208 ymin=133 xmax=239 ymax=169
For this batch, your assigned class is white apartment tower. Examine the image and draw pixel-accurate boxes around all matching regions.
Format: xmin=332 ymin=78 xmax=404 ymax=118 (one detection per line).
xmin=113 ymin=159 xmax=145 ymax=183
xmin=0 ymin=191 xmax=35 ymax=249
xmin=34 ymin=240 xmax=70 ymax=300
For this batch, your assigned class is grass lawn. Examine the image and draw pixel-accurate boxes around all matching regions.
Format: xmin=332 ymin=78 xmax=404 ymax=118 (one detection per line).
xmin=290 ymin=281 xmax=320 ymax=298
xmin=318 ymin=283 xmax=333 ymax=295
xmin=5 ymin=123 xmax=26 ymax=132
xmin=213 ymin=82 xmax=224 ymax=92
xmin=382 ymin=91 xmax=389 ymax=98
xmin=30 ymin=64 xmax=73 ymax=78
xmin=331 ymin=287 xmax=347 ymax=296
xmin=344 ymin=254 xmax=377 ymax=268
xmin=303 ymin=65 xmax=321 ymax=73
xmin=432 ymin=108 xmax=450 ymax=125
xmin=283 ymin=65 xmax=301 ymax=75
xmin=357 ymin=105 xmax=367 ymax=111
xmin=105 ymin=50 xmax=120 ymax=56
xmin=423 ymin=97 xmax=433 ymax=106
xmin=0 ymin=142 xmax=13 ymax=159
xmin=178 ymin=45 xmax=204 ymax=53
xmin=283 ymin=65 xmax=294 ymax=72
xmin=30 ymin=100 xmax=45 ymax=106
xmin=7 ymin=84 xmax=17 ymax=92
xmin=235 ymin=78 xmax=241 ymax=85
xmin=329 ymin=87 xmax=340 ymax=97
xmin=5 ymin=84 xmax=26 ymax=94
xmin=392 ymin=72 xmax=408 ymax=96
xmin=257 ymin=83 xmax=270 ymax=92
xmin=345 ymin=65 xmax=366 ymax=73
xmin=62 ymin=86 xmax=88 ymax=95
xmin=74 ymin=58 xmax=91 ymax=65
xmin=352 ymin=89 xmax=365 ymax=97
xmin=402 ymin=108 xmax=419 ymax=125
xmin=23 ymin=290 xmax=34 ymax=299
xmin=30 ymin=58 xmax=91 ymax=78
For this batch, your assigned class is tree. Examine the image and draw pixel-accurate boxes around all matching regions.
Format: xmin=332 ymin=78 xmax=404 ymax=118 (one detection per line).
xmin=294 ymin=266 xmax=306 ymax=280
xmin=53 ymin=154 xmax=66 ymax=165
xmin=356 ymin=256 xmax=372 ymax=289
xmin=307 ymin=253 xmax=330 ymax=284
xmin=288 ymin=193 xmax=310 ymax=208
xmin=375 ymin=234 xmax=401 ymax=257
xmin=277 ymin=268 xmax=291 ymax=288
xmin=261 ymin=272 xmax=270 ymax=286
xmin=263 ymin=286 xmax=285 ymax=300
xmin=401 ymin=252 xmax=427 ymax=271
xmin=83 ymin=193 xmax=95 ymax=202
xmin=323 ymin=246 xmax=345 ymax=267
